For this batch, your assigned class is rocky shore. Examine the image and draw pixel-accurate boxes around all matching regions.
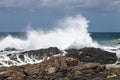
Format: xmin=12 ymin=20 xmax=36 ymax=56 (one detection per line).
xmin=0 ymin=47 xmax=120 ymax=80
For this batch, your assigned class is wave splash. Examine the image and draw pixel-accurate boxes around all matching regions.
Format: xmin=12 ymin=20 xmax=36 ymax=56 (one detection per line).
xmin=0 ymin=15 xmax=98 ymax=50
xmin=0 ymin=15 xmax=101 ymax=66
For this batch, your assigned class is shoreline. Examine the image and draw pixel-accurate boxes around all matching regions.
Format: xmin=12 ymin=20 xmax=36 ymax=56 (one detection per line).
xmin=0 ymin=47 xmax=119 ymax=80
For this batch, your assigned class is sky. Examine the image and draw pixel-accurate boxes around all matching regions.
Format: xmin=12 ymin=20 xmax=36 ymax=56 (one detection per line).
xmin=0 ymin=0 xmax=120 ymax=32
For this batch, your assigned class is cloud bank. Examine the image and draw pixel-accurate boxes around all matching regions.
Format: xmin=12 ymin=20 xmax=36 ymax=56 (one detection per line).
xmin=0 ymin=0 xmax=120 ymax=12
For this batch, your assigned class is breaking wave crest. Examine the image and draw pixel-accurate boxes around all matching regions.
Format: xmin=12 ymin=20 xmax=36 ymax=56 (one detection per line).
xmin=0 ymin=15 xmax=99 ymax=50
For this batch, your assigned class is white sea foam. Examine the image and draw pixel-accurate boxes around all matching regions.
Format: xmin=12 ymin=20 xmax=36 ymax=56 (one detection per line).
xmin=0 ymin=15 xmax=99 ymax=50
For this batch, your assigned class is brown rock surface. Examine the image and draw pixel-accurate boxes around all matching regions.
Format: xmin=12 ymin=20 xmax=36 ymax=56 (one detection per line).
xmin=0 ymin=56 xmax=120 ymax=80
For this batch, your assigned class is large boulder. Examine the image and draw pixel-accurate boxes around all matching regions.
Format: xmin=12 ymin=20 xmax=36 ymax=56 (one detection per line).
xmin=21 ymin=47 xmax=63 ymax=59
xmin=66 ymin=47 xmax=117 ymax=64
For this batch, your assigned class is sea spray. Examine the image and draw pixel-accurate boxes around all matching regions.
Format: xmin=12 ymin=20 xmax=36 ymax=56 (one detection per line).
xmin=0 ymin=15 xmax=99 ymax=50
xmin=0 ymin=15 xmax=100 ymax=66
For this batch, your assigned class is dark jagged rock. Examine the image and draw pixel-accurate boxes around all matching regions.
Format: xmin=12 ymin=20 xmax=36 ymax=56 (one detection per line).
xmin=4 ymin=47 xmax=18 ymax=51
xmin=21 ymin=47 xmax=62 ymax=59
xmin=6 ymin=47 xmax=63 ymax=63
xmin=0 ymin=47 xmax=18 ymax=52
xmin=66 ymin=47 xmax=117 ymax=64
xmin=6 ymin=47 xmax=117 ymax=64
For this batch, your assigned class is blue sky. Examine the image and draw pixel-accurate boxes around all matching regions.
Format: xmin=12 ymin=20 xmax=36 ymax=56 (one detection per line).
xmin=0 ymin=0 xmax=120 ymax=32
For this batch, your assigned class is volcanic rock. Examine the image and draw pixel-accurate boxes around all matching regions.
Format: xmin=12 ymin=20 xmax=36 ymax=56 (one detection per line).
xmin=6 ymin=47 xmax=117 ymax=64
xmin=66 ymin=47 xmax=117 ymax=64
xmin=4 ymin=47 xmax=18 ymax=51
xmin=6 ymin=47 xmax=63 ymax=64
xmin=21 ymin=47 xmax=62 ymax=59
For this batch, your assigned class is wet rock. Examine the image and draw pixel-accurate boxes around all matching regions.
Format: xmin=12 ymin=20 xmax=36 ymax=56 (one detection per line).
xmin=7 ymin=54 xmax=20 ymax=63
xmin=4 ymin=47 xmax=17 ymax=51
xmin=5 ymin=47 xmax=63 ymax=64
xmin=19 ymin=54 xmax=25 ymax=62
xmin=22 ymin=47 xmax=63 ymax=60
xmin=1 ymin=61 xmax=13 ymax=65
xmin=5 ymin=47 xmax=117 ymax=65
xmin=66 ymin=47 xmax=117 ymax=64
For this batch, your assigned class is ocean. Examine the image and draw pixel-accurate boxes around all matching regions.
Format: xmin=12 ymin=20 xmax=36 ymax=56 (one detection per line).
xmin=91 ymin=32 xmax=120 ymax=46
xmin=0 ymin=32 xmax=120 ymax=47
xmin=0 ymin=15 xmax=119 ymax=66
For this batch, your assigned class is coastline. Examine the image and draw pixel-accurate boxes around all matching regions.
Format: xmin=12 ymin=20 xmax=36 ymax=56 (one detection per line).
xmin=0 ymin=47 xmax=119 ymax=80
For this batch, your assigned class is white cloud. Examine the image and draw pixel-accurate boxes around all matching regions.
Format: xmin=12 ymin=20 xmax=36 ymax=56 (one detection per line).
xmin=0 ymin=0 xmax=120 ymax=12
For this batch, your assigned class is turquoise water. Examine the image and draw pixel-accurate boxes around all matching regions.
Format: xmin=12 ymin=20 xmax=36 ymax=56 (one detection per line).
xmin=90 ymin=32 xmax=120 ymax=46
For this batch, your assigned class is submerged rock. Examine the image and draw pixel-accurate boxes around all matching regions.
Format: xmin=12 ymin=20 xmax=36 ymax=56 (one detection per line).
xmin=66 ymin=47 xmax=117 ymax=64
